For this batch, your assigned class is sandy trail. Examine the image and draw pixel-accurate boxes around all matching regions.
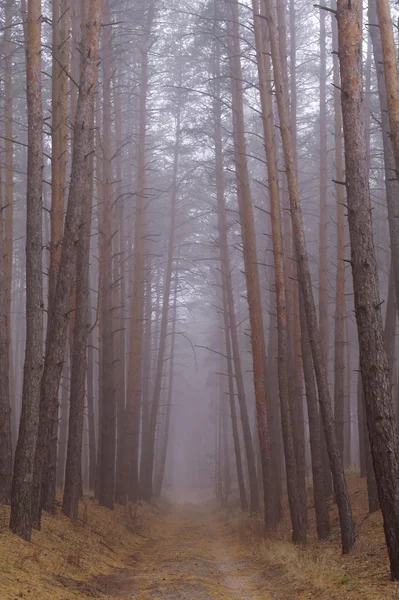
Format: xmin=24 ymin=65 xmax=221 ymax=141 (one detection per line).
xmin=98 ymin=504 xmax=276 ymax=599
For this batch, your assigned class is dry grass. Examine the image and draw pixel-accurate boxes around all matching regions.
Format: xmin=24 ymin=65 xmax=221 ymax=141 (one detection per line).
xmin=0 ymin=495 xmax=161 ymax=600
xmin=220 ymin=473 xmax=398 ymax=599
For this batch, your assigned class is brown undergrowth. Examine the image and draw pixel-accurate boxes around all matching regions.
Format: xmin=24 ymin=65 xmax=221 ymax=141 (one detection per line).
xmin=0 ymin=495 xmax=162 ymax=599
xmin=219 ymin=472 xmax=397 ymax=599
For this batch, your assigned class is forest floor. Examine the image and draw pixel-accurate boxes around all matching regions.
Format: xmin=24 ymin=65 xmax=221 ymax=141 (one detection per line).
xmin=0 ymin=474 xmax=397 ymax=599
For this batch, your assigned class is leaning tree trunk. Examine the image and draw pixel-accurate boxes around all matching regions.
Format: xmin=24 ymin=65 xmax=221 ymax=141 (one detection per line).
xmin=337 ymin=0 xmax=399 ymax=577
xmin=263 ymin=0 xmax=355 ymax=553
xmin=227 ymin=0 xmax=274 ymax=529
xmin=10 ymin=0 xmax=44 ymax=539
xmin=253 ymin=0 xmax=306 ymax=542
xmin=31 ymin=0 xmax=104 ymax=529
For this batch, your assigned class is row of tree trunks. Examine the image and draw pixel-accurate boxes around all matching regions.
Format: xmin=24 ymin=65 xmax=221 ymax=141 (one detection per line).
xmin=253 ymin=0 xmax=306 ymax=542
xmin=30 ymin=0 xmax=104 ymax=530
xmin=262 ymin=0 xmax=355 ymax=553
xmin=213 ymin=19 xmax=248 ymax=512
xmin=227 ymin=0 xmax=275 ymax=529
xmin=124 ymin=0 xmax=156 ymax=505
xmin=142 ymin=79 xmax=181 ymax=502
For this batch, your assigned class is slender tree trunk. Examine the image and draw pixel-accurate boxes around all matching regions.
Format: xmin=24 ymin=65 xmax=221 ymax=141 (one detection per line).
xmin=0 ymin=144 xmax=12 ymax=505
xmin=337 ymin=0 xmax=399 ymax=576
xmin=266 ymin=304 xmax=283 ymax=521
xmin=138 ymin=262 xmax=152 ymax=497
xmin=125 ymin=0 xmax=155 ymax=504
xmin=253 ymin=0 xmax=306 ymax=541
xmin=62 ymin=16 xmax=95 ymax=517
xmin=113 ymin=81 xmax=127 ymax=506
xmin=344 ymin=318 xmax=352 ymax=469
xmin=49 ymin=0 xmax=70 ymax=309
xmin=154 ymin=266 xmax=178 ymax=498
xmin=375 ymin=0 xmax=399 ymax=196
xmin=31 ymin=0 xmax=104 ymax=528
xmin=56 ymin=351 xmax=69 ymax=488
xmin=212 ymin=17 xmax=251 ymax=512
xmin=332 ymin=16 xmax=346 ymax=464
xmin=98 ymin=0 xmax=116 ymax=510
xmin=4 ymin=0 xmax=15 ymax=455
xmin=298 ymin=288 xmax=331 ymax=539
xmin=263 ymin=0 xmax=355 ymax=553
xmin=10 ymin=0 xmax=44 ymax=539
xmin=368 ymin=0 xmax=399 ymax=323
xmin=87 ymin=302 xmax=96 ymax=491
xmin=227 ymin=0 xmax=274 ymax=529
xmin=143 ymin=83 xmax=181 ymax=503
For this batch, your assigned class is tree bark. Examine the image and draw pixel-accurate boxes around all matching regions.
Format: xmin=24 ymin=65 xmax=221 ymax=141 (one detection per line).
xmin=332 ymin=15 xmax=346 ymax=464
xmin=125 ymin=0 xmax=155 ymax=504
xmin=31 ymin=0 xmax=104 ymax=528
xmin=254 ymin=0 xmax=306 ymax=542
xmin=56 ymin=351 xmax=69 ymax=489
xmin=62 ymin=13 xmax=95 ymax=517
xmin=263 ymin=0 xmax=355 ymax=553
xmin=98 ymin=0 xmax=116 ymax=510
xmin=143 ymin=82 xmax=181 ymax=503
xmin=10 ymin=0 xmax=44 ymax=539
xmin=212 ymin=15 xmax=252 ymax=512
xmin=0 ymin=136 xmax=12 ymax=505
xmin=337 ymin=0 xmax=399 ymax=576
xmin=227 ymin=0 xmax=274 ymax=529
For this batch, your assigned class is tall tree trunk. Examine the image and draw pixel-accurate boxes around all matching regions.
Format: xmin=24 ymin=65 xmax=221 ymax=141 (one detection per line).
xmin=31 ymin=0 xmax=104 ymax=528
xmin=212 ymin=15 xmax=252 ymax=512
xmin=344 ymin=318 xmax=352 ymax=469
xmin=138 ymin=261 xmax=152 ymax=497
xmin=263 ymin=0 xmax=355 ymax=553
xmin=62 ymin=15 xmax=95 ymax=516
xmin=143 ymin=83 xmax=181 ymax=503
xmin=227 ymin=0 xmax=274 ymax=529
xmin=87 ymin=302 xmax=96 ymax=491
xmin=98 ymin=0 xmax=116 ymax=510
xmin=113 ymin=81 xmax=127 ymax=506
xmin=337 ymin=0 xmax=399 ymax=576
xmin=368 ymin=0 xmax=399 ymax=324
xmin=332 ymin=16 xmax=346 ymax=463
xmin=10 ymin=0 xmax=44 ymax=539
xmin=299 ymin=288 xmax=331 ymax=539
xmin=0 ymin=140 xmax=12 ymax=505
xmin=154 ymin=265 xmax=178 ymax=498
xmin=125 ymin=0 xmax=155 ymax=504
xmin=4 ymin=0 xmax=15 ymax=454
xmin=56 ymin=351 xmax=69 ymax=488
xmin=253 ymin=0 xmax=306 ymax=542
xmin=375 ymin=0 xmax=399 ymax=197
xmin=49 ymin=0 xmax=70 ymax=309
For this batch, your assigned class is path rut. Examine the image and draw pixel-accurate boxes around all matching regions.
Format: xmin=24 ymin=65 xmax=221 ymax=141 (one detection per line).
xmin=98 ymin=505 xmax=276 ymax=599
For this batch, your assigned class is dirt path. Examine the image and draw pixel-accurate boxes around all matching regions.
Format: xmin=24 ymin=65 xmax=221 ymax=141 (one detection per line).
xmin=98 ymin=505 xmax=276 ymax=599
